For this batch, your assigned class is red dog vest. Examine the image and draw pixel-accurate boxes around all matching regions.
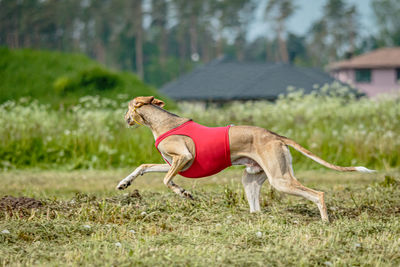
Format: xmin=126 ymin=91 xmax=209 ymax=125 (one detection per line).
xmin=155 ymin=121 xmax=232 ymax=178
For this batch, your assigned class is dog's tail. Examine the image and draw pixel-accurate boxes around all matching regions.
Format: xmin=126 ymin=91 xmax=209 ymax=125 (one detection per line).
xmin=281 ymin=137 xmax=376 ymax=173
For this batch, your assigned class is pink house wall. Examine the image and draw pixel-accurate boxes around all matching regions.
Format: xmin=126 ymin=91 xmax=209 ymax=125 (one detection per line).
xmin=332 ymin=68 xmax=400 ymax=97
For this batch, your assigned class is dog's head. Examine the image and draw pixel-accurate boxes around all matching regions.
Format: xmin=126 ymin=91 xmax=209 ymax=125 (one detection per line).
xmin=125 ymin=96 xmax=165 ymax=126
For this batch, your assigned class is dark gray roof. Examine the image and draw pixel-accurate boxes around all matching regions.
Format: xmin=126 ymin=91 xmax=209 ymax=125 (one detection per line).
xmin=160 ymin=58 xmax=355 ymax=101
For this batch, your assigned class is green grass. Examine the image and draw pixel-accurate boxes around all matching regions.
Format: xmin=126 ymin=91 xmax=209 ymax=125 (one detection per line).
xmin=0 ymin=47 xmax=165 ymax=107
xmin=0 ymin=169 xmax=399 ymax=266
xmin=1 ymin=92 xmax=399 ymax=171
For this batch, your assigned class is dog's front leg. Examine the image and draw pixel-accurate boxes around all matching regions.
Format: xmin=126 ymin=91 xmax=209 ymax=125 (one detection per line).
xmin=163 ymin=153 xmax=193 ymax=199
xmin=168 ymin=180 xmax=194 ymax=200
xmin=116 ymin=164 xmax=170 ymax=190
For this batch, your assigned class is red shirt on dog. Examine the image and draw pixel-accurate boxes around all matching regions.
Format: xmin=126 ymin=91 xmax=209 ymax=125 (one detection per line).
xmin=155 ymin=121 xmax=232 ymax=178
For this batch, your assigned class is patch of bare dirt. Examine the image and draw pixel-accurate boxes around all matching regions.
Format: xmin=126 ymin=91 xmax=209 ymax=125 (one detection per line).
xmin=106 ymin=189 xmax=143 ymax=206
xmin=0 ymin=195 xmax=43 ymax=211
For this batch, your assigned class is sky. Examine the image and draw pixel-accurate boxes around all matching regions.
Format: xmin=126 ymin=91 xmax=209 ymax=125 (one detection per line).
xmin=247 ymin=0 xmax=376 ymax=41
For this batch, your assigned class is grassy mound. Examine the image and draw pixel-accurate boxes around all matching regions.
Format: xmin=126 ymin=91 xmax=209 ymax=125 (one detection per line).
xmin=0 ymin=47 xmax=163 ymax=106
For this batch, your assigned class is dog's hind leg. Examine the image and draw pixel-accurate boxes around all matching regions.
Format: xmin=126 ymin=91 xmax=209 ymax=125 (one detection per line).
xmin=116 ymin=164 xmax=170 ymax=190
xmin=242 ymin=169 xmax=267 ymax=213
xmin=255 ymin=141 xmax=329 ymax=222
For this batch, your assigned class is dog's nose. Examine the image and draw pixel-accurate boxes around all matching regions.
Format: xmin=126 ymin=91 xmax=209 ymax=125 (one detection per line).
xmin=126 ymin=117 xmax=131 ymax=124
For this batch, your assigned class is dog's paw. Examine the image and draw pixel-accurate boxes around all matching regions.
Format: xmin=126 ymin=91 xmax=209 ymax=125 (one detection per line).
xmin=181 ymin=190 xmax=194 ymax=200
xmin=116 ymin=180 xmax=131 ymax=190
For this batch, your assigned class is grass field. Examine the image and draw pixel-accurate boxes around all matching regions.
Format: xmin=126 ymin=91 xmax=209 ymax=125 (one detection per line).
xmin=1 ymin=169 xmax=399 ymax=266
xmin=2 ymin=92 xmax=399 ymax=171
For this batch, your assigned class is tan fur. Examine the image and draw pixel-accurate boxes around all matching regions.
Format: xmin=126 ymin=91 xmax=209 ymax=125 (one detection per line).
xmin=117 ymin=96 xmax=374 ymax=222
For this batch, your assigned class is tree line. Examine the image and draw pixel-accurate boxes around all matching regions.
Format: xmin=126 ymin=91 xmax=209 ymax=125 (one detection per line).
xmin=1 ymin=0 xmax=399 ymax=87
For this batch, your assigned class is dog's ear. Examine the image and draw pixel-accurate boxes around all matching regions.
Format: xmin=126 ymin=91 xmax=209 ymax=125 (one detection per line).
xmin=133 ymin=96 xmax=154 ymax=108
xmin=151 ymin=98 xmax=165 ymax=108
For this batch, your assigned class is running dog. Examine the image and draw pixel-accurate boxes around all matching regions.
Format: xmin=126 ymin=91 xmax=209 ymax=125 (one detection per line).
xmin=116 ymin=96 xmax=374 ymax=221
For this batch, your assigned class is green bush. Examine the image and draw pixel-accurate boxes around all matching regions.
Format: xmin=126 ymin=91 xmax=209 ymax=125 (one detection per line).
xmin=79 ymin=68 xmax=120 ymax=91
xmin=54 ymin=67 xmax=121 ymax=94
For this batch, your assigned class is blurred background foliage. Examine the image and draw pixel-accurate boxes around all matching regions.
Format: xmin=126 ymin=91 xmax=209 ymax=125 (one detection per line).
xmin=1 ymin=91 xmax=398 ymax=171
xmin=1 ymin=0 xmax=399 ymax=88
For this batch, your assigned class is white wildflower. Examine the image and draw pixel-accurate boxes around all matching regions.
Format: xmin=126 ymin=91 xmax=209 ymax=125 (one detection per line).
xmin=115 ymin=242 xmax=122 ymax=248
xmin=1 ymin=229 xmax=10 ymax=234
xmin=91 ymin=155 xmax=98 ymax=162
xmin=311 ymin=142 xmax=318 ymax=149
xmin=256 ymin=231 xmax=263 ymax=238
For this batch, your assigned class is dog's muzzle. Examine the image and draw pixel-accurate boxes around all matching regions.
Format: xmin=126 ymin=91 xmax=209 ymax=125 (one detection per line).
xmin=125 ymin=110 xmax=133 ymax=125
xmin=126 ymin=117 xmax=132 ymax=125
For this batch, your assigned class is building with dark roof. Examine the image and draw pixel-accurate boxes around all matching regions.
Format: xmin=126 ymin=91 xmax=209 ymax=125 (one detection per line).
xmin=160 ymin=58 xmax=353 ymax=102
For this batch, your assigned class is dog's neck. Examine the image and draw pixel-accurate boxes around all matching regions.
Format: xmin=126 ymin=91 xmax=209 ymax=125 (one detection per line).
xmin=137 ymin=105 xmax=190 ymax=139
